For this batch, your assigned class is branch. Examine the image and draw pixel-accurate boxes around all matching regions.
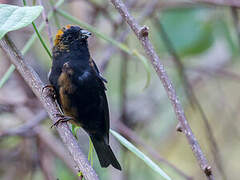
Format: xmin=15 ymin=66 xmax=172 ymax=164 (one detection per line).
xmin=231 ymin=7 xmax=240 ymax=48
xmin=154 ymin=18 xmax=227 ymax=179
xmin=110 ymin=0 xmax=214 ymax=179
xmin=0 ymin=36 xmax=99 ymax=180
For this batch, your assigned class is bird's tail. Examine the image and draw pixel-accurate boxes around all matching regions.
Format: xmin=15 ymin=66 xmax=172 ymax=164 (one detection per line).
xmin=90 ymin=136 xmax=121 ymax=170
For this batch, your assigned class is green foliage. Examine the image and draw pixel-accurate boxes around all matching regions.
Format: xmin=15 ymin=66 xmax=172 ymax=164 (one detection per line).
xmin=22 ymin=0 xmax=52 ymax=59
xmin=110 ymin=130 xmax=172 ymax=180
xmin=0 ymin=4 xmax=43 ymax=39
xmin=156 ymin=8 xmax=214 ymax=57
xmin=132 ymin=50 xmax=151 ymax=89
xmin=0 ymin=65 xmax=15 ymax=88
xmin=88 ymin=137 xmax=94 ymax=166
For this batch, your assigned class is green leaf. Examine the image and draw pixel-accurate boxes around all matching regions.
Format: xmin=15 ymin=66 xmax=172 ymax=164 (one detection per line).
xmin=0 ymin=64 xmax=15 ymax=88
xmin=71 ymin=124 xmax=80 ymax=139
xmin=132 ymin=50 xmax=151 ymax=89
xmin=0 ymin=0 xmax=64 ymax=89
xmin=0 ymin=4 xmax=43 ymax=39
xmin=110 ymin=129 xmax=172 ymax=180
xmin=88 ymin=137 xmax=94 ymax=166
xmin=157 ymin=8 xmax=213 ymax=57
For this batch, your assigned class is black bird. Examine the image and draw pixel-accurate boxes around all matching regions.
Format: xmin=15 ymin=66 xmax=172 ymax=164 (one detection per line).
xmin=48 ymin=25 xmax=121 ymax=170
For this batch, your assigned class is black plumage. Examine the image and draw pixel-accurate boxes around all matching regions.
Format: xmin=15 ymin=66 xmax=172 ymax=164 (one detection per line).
xmin=48 ymin=25 xmax=121 ymax=170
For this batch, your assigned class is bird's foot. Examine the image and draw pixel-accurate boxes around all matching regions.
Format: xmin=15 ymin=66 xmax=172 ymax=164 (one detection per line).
xmin=42 ymin=84 xmax=56 ymax=99
xmin=51 ymin=113 xmax=73 ymax=128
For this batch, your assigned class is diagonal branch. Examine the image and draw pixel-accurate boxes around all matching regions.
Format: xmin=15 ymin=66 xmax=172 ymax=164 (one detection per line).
xmin=110 ymin=0 xmax=214 ymax=179
xmin=154 ymin=18 xmax=227 ymax=179
xmin=0 ymin=36 xmax=99 ymax=180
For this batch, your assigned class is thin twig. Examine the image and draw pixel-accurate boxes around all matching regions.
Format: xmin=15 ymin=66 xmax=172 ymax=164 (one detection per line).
xmin=22 ymin=0 xmax=52 ymax=59
xmin=38 ymin=0 xmax=54 ymax=48
xmin=0 ymin=0 xmax=64 ymax=89
xmin=0 ymin=36 xmax=99 ymax=180
xmin=231 ymin=7 xmax=240 ymax=48
xmin=154 ymin=18 xmax=227 ymax=179
xmin=154 ymin=18 xmax=196 ymax=108
xmin=49 ymin=0 xmax=61 ymax=29
xmin=110 ymin=0 xmax=214 ymax=179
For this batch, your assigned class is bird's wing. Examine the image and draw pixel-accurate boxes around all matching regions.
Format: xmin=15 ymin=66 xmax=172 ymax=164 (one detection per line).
xmin=99 ymin=91 xmax=110 ymax=143
xmin=90 ymin=58 xmax=107 ymax=84
xmin=90 ymin=58 xmax=110 ymax=141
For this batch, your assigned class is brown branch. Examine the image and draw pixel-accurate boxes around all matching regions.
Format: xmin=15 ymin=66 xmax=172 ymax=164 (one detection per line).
xmin=231 ymin=7 xmax=240 ymax=49
xmin=110 ymin=0 xmax=214 ymax=179
xmin=0 ymin=36 xmax=99 ymax=180
xmin=49 ymin=0 xmax=61 ymax=29
xmin=153 ymin=18 xmax=195 ymax=108
xmin=154 ymin=18 xmax=227 ymax=179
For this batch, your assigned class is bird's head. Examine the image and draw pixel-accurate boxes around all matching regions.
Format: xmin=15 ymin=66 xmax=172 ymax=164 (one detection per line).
xmin=53 ymin=25 xmax=91 ymax=54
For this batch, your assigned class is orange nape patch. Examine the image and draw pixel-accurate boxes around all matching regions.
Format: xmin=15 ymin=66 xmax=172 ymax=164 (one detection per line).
xmin=54 ymin=25 xmax=74 ymax=46
xmin=54 ymin=29 xmax=64 ymax=46
xmin=65 ymin=24 xmax=72 ymax=29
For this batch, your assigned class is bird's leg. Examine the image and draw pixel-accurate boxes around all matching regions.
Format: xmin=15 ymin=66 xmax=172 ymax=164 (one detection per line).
xmin=42 ymin=84 xmax=56 ymax=99
xmin=51 ymin=113 xmax=73 ymax=128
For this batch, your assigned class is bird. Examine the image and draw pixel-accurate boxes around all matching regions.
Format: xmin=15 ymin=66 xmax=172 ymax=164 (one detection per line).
xmin=47 ymin=25 xmax=121 ymax=170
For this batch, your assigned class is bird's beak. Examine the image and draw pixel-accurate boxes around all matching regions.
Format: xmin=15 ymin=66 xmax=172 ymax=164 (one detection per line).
xmin=80 ymin=29 xmax=92 ymax=38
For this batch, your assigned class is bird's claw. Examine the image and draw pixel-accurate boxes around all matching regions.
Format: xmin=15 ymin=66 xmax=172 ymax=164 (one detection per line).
xmin=42 ymin=84 xmax=56 ymax=99
xmin=51 ymin=113 xmax=73 ymax=128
